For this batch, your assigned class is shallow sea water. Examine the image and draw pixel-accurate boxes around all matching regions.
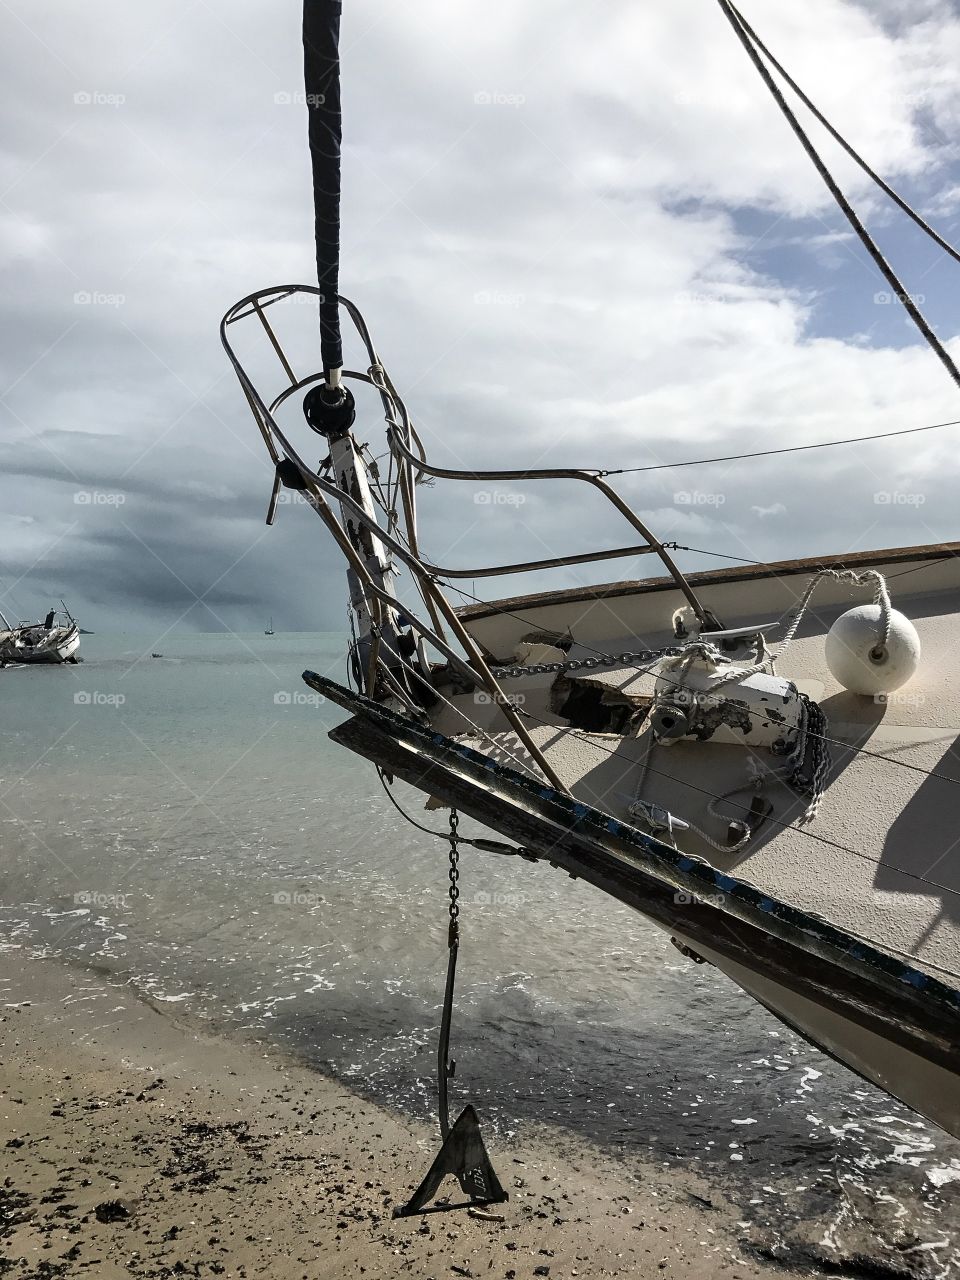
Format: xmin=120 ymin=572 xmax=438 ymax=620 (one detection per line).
xmin=1 ymin=632 xmax=958 ymax=1269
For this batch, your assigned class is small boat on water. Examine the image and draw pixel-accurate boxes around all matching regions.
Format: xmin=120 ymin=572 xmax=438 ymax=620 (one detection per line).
xmin=265 ymin=617 xmax=275 ymax=636
xmin=221 ymin=0 xmax=960 ymax=1164
xmin=0 ymin=603 xmax=81 ymax=666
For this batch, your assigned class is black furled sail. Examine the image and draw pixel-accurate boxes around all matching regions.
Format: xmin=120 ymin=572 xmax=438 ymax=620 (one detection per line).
xmin=303 ymin=0 xmax=344 ymax=378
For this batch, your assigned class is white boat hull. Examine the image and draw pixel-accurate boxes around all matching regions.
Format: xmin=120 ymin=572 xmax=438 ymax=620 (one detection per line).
xmin=0 ymin=625 xmax=80 ymax=665
xmin=673 ymin=929 xmax=960 ymax=1136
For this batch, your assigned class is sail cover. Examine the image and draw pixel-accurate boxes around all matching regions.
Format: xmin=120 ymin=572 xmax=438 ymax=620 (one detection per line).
xmin=303 ymin=0 xmax=344 ymax=374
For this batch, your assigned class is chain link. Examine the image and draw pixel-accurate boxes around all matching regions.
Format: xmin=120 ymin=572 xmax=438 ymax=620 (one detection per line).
xmin=490 ymin=646 xmax=684 ymax=680
xmin=447 ymin=808 xmax=460 ymax=944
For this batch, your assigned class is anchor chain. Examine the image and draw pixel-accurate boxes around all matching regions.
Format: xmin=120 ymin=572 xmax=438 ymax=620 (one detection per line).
xmin=489 ymin=645 xmax=684 ymax=680
xmin=447 ymin=808 xmax=461 ymax=947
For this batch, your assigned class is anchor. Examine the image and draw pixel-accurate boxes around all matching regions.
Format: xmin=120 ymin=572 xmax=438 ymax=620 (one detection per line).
xmin=394 ymin=810 xmax=508 ymax=1217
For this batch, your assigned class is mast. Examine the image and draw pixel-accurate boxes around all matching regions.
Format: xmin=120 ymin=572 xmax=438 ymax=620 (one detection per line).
xmin=303 ymin=0 xmax=344 ymax=390
xmin=300 ymin=2 xmax=428 ymax=703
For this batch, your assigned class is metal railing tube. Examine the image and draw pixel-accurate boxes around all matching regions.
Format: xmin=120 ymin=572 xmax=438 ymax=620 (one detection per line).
xmin=265 ymin=432 xmax=569 ymax=792
xmin=386 ymin=426 xmax=711 ymax=624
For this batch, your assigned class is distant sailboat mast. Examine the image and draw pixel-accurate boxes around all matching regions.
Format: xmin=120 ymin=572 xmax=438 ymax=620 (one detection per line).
xmin=265 ymin=615 xmax=275 ymax=635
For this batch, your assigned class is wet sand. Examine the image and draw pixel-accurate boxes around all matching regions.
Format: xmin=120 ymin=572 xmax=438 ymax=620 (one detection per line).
xmin=0 ymin=950 xmax=944 ymax=1279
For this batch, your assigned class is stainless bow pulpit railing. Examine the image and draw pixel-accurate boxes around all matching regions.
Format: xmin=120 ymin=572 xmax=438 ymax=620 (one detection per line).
xmin=221 ymin=284 xmax=720 ymax=791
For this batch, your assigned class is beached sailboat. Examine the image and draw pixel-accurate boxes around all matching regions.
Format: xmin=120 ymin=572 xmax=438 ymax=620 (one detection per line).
xmin=0 ymin=603 xmax=80 ymax=666
xmin=222 ymin=0 xmax=960 ymax=1157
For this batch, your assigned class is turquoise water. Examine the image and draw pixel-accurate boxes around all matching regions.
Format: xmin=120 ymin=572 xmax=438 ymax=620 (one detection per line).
xmin=1 ymin=632 xmax=958 ymax=1258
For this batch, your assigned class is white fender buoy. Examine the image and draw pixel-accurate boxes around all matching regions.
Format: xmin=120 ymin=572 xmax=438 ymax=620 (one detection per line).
xmin=825 ymin=604 xmax=921 ymax=696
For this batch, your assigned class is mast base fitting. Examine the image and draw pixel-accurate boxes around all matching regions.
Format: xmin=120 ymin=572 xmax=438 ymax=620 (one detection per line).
xmin=303 ymin=384 xmax=356 ymax=440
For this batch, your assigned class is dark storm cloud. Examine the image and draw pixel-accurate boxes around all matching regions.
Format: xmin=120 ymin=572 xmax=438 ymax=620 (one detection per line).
xmin=2 ymin=0 xmax=960 ymax=642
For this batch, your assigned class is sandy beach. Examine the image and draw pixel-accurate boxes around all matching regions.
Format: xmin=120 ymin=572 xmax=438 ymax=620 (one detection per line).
xmin=0 ymin=949 xmax=842 ymax=1280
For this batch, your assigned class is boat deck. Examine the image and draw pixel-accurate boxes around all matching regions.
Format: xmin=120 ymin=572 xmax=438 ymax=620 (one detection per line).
xmin=437 ymin=545 xmax=960 ymax=985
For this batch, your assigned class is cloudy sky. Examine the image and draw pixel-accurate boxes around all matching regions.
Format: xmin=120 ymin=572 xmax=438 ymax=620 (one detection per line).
xmin=2 ymin=0 xmax=960 ymax=637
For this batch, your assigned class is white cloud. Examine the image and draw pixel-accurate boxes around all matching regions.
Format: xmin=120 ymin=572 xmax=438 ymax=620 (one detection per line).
xmin=0 ymin=0 xmax=958 ymax=634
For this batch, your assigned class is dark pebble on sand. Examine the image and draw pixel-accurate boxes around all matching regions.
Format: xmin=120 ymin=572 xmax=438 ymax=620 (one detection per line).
xmin=94 ymin=1198 xmax=133 ymax=1223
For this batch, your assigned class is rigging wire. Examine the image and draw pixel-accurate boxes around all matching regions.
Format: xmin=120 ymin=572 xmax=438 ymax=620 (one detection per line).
xmin=716 ymin=0 xmax=960 ymax=395
xmin=598 ymin=416 xmax=960 ymax=478
xmin=725 ymin=0 xmax=960 ymax=270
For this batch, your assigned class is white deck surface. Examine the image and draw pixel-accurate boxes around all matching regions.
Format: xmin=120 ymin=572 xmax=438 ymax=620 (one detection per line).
xmin=437 ymin=551 xmax=960 ymax=985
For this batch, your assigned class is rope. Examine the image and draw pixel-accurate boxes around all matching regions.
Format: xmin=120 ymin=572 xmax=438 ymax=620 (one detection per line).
xmin=776 ymin=567 xmax=892 ymax=657
xmin=446 ymin=577 xmax=960 ymax=792
xmin=640 ymin=568 xmax=896 ymax=829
